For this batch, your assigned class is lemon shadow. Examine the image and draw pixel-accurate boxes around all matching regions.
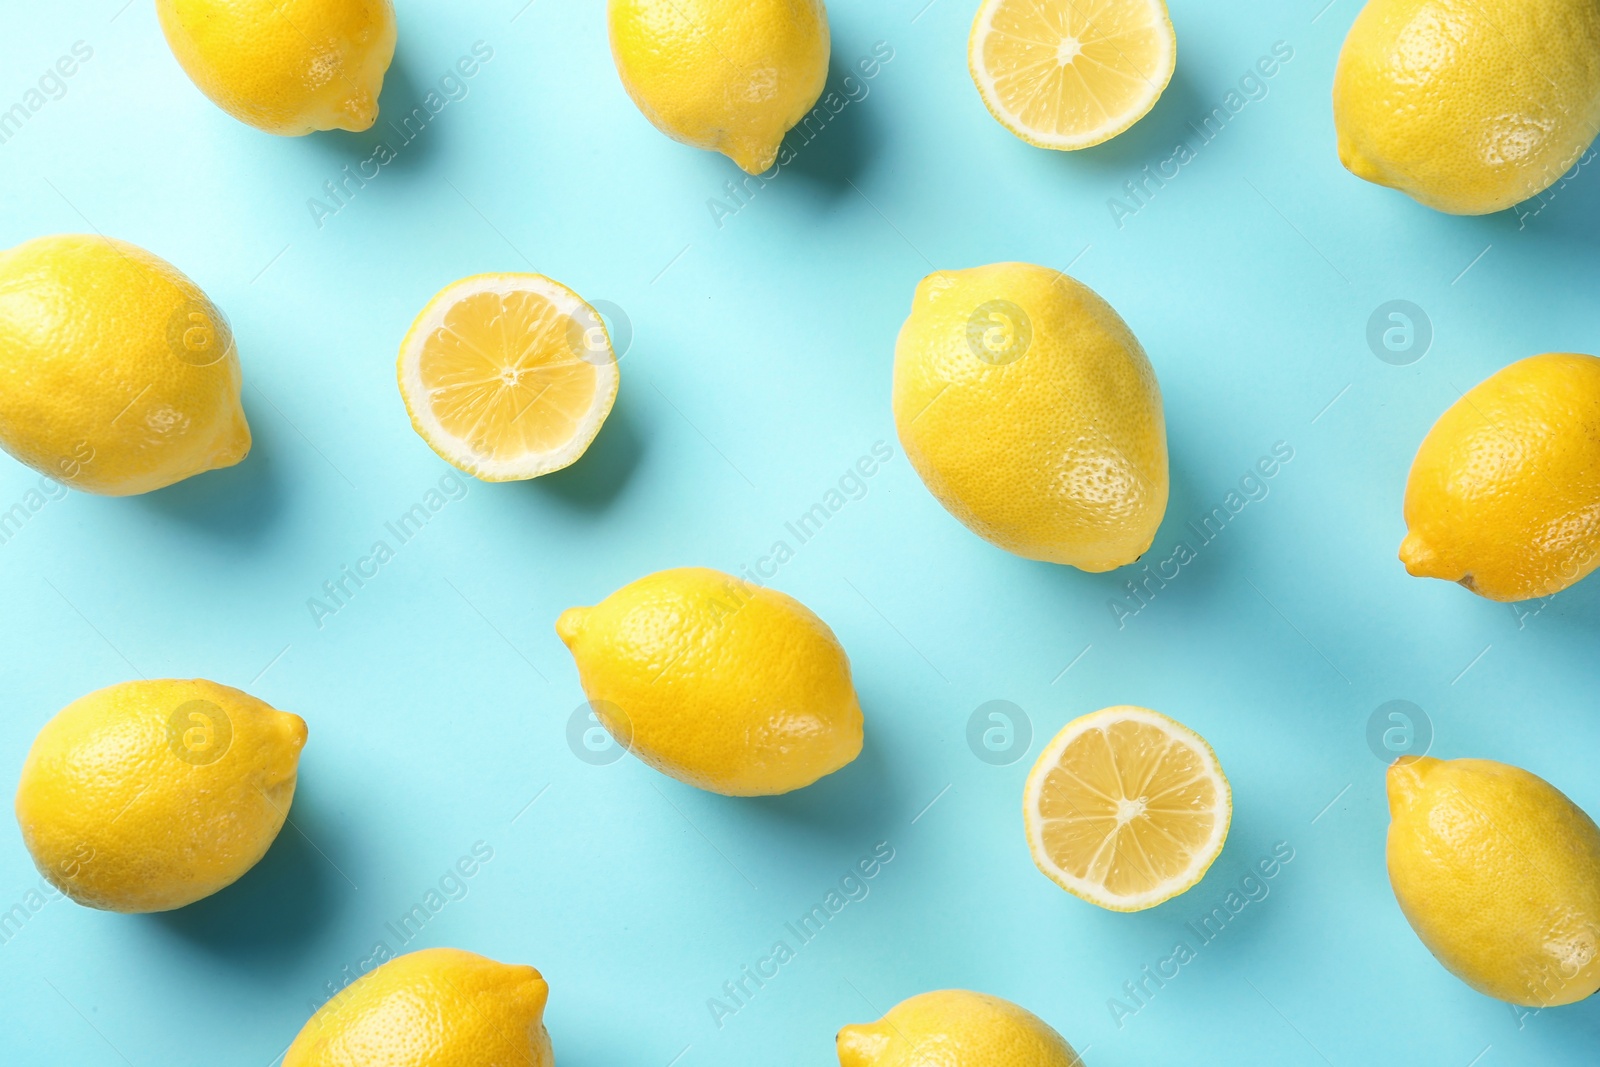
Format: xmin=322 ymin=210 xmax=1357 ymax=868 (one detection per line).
xmin=150 ymin=792 xmax=348 ymax=971
xmin=527 ymin=387 xmax=645 ymax=513
xmin=777 ymin=56 xmax=883 ymax=193
xmin=301 ymin=46 xmax=439 ymax=175
xmin=135 ymin=391 xmax=285 ymax=542
xmin=737 ymin=709 xmax=899 ymax=846
xmin=1039 ymin=65 xmax=1206 ymax=180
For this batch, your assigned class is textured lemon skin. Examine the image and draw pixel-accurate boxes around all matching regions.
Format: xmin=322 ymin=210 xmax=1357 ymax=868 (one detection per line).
xmin=1333 ymin=0 xmax=1600 ymax=214
xmin=14 ymin=679 xmax=306 ymax=914
xmin=557 ymin=567 xmax=863 ymax=796
xmin=838 ymin=989 xmax=1083 ymax=1067
xmin=285 ymin=948 xmax=554 ymax=1067
xmin=0 ymin=235 xmax=250 ymax=496
xmin=608 ymin=0 xmax=830 ymax=174
xmin=1400 ymin=353 xmax=1600 ymax=602
xmin=157 ymin=0 xmax=397 ymax=135
xmin=1387 ymin=756 xmax=1600 ymax=1006
xmin=893 ymin=263 xmax=1168 ymax=571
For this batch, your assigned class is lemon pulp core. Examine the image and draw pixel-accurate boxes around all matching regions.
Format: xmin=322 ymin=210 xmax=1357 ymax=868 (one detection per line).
xmin=983 ymin=2 xmax=1165 ymax=136
xmin=419 ymin=289 xmax=599 ymax=461
xmin=1036 ymin=718 xmax=1221 ymax=898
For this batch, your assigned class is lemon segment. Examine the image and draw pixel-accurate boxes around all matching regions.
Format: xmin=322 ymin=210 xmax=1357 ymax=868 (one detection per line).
xmin=1024 ymin=705 xmax=1230 ymax=911
xmin=969 ymin=0 xmax=1176 ymax=150
xmin=398 ymin=274 xmax=619 ymax=482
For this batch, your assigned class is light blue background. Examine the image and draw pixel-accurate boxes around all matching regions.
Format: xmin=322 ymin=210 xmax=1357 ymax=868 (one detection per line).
xmin=2 ymin=1 xmax=1598 ymax=1064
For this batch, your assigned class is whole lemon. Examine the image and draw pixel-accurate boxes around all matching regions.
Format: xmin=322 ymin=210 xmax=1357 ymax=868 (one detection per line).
xmin=285 ymin=948 xmax=554 ymax=1067
xmin=608 ymin=0 xmax=830 ymax=174
xmin=894 ymin=262 xmax=1168 ymax=570
xmin=157 ymin=0 xmax=397 ymax=135
xmin=1333 ymin=0 xmax=1600 ymax=214
xmin=14 ymin=679 xmax=306 ymax=913
xmin=1387 ymin=755 xmax=1600 ymax=1006
xmin=1400 ymin=353 xmax=1600 ymax=601
xmin=0 ymin=235 xmax=250 ymax=496
xmin=556 ymin=567 xmax=863 ymax=796
xmin=838 ymin=989 xmax=1084 ymax=1067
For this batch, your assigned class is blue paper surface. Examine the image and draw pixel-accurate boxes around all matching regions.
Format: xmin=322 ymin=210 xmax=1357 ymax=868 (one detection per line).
xmin=1 ymin=1 xmax=1598 ymax=1064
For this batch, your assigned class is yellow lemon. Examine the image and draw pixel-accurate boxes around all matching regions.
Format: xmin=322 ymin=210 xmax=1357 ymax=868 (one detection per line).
xmin=894 ymin=262 xmax=1168 ymax=570
xmin=397 ymin=274 xmax=620 ymax=482
xmin=157 ymin=0 xmax=397 ymax=135
xmin=1024 ymin=705 xmax=1230 ymax=911
xmin=970 ymin=0 xmax=1176 ymax=150
xmin=556 ymin=567 xmax=863 ymax=796
xmin=838 ymin=989 xmax=1084 ymax=1067
xmin=608 ymin=0 xmax=830 ymax=174
xmin=285 ymin=947 xmax=554 ymax=1067
xmin=14 ymin=679 xmax=306 ymax=914
xmin=0 ymin=235 xmax=250 ymax=496
xmin=1387 ymin=755 xmax=1600 ymax=1006
xmin=1400 ymin=353 xmax=1600 ymax=602
xmin=1333 ymin=0 xmax=1600 ymax=214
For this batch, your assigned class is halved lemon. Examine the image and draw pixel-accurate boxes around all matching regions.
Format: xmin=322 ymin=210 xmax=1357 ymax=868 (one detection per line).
xmin=1024 ymin=705 xmax=1229 ymax=911
xmin=398 ymin=273 xmax=620 ymax=481
xmin=969 ymin=0 xmax=1177 ymax=151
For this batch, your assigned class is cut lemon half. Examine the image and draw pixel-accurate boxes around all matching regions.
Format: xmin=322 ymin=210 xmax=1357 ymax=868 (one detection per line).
xmin=969 ymin=0 xmax=1176 ymax=151
xmin=398 ymin=273 xmax=620 ymax=481
xmin=1024 ymin=705 xmax=1229 ymax=911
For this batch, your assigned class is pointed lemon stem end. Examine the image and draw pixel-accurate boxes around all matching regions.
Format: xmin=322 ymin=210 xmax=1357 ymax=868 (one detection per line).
xmin=209 ymin=403 xmax=252 ymax=471
xmin=555 ymin=607 xmax=588 ymax=649
xmin=1398 ymin=530 xmax=1447 ymax=579
xmin=836 ymin=1023 xmax=892 ymax=1067
xmin=338 ymin=91 xmax=380 ymax=133
xmin=280 ymin=712 xmax=309 ymax=754
xmin=519 ymin=967 xmax=550 ymax=1019
xmin=1386 ymin=755 xmax=1437 ymax=815
xmin=1337 ymin=136 xmax=1390 ymax=189
xmin=723 ymin=136 xmax=781 ymax=176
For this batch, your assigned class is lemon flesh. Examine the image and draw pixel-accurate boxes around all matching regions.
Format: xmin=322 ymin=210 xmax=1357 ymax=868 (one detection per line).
xmin=894 ymin=262 xmax=1168 ymax=570
xmin=1400 ymin=353 xmax=1600 ymax=602
xmin=14 ymin=679 xmax=306 ymax=913
xmin=397 ymin=274 xmax=619 ymax=482
xmin=969 ymin=0 xmax=1175 ymax=150
xmin=838 ymin=989 xmax=1083 ymax=1067
xmin=1333 ymin=0 xmax=1600 ymax=214
xmin=285 ymin=948 xmax=554 ymax=1067
xmin=609 ymin=0 xmax=830 ymax=174
xmin=556 ymin=567 xmax=863 ymax=796
xmin=1024 ymin=705 xmax=1230 ymax=912
xmin=0 ymin=234 xmax=250 ymax=496
xmin=157 ymin=0 xmax=397 ymax=135
xmin=1387 ymin=756 xmax=1600 ymax=1006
